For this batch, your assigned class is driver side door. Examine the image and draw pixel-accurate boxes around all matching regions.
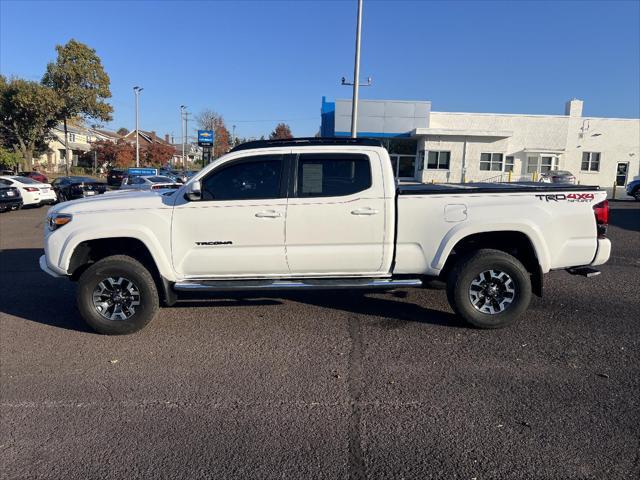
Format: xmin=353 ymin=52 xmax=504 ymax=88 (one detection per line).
xmin=171 ymin=154 xmax=290 ymax=278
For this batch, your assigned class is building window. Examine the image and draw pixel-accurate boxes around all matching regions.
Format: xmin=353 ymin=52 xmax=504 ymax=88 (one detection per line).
xmin=480 ymin=153 xmax=504 ymax=171
xmin=505 ymin=156 xmax=515 ymax=172
xmin=426 ymin=151 xmax=450 ymax=170
xmin=69 ymin=133 xmax=76 ymax=142
xmin=581 ymin=152 xmax=600 ymax=172
xmin=540 ymin=156 xmax=554 ymax=173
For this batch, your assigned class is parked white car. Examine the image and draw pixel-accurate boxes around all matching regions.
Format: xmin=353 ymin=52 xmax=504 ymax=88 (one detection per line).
xmin=0 ymin=176 xmax=57 ymax=207
xmin=40 ymin=138 xmax=611 ymax=334
xmin=120 ymin=175 xmax=182 ymax=191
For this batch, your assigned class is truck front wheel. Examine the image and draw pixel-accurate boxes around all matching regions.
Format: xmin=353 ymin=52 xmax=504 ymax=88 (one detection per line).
xmin=447 ymin=249 xmax=532 ymax=329
xmin=76 ymin=255 xmax=159 ymax=334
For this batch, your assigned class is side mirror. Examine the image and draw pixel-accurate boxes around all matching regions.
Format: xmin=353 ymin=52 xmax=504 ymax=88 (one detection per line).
xmin=185 ymin=180 xmax=202 ymax=201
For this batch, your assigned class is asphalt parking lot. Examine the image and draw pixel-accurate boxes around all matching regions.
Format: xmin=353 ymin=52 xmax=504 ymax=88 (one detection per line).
xmin=1 ymin=202 xmax=639 ymax=480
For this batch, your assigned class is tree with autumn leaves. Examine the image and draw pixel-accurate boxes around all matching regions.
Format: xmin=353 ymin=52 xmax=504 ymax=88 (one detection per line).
xmin=269 ymin=123 xmax=293 ymax=140
xmin=90 ymin=138 xmax=174 ymax=169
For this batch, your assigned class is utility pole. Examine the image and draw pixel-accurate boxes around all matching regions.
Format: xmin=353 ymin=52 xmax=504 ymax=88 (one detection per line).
xmin=232 ymin=125 xmax=236 ymax=146
xmin=180 ymin=105 xmax=186 ymax=168
xmin=351 ymin=0 xmax=363 ymax=138
xmin=341 ymin=0 xmax=371 ymax=138
xmin=133 ymin=86 xmax=143 ymax=167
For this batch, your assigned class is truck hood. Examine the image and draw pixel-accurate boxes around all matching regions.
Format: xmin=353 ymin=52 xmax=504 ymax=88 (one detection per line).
xmin=51 ymin=189 xmax=177 ymax=214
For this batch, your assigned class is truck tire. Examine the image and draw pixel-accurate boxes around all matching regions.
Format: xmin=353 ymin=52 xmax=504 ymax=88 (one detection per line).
xmin=446 ymin=249 xmax=532 ymax=329
xmin=76 ymin=255 xmax=159 ymax=334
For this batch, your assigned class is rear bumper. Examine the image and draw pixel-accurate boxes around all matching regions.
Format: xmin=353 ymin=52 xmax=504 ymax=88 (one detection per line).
xmin=590 ymin=238 xmax=611 ymax=266
xmin=0 ymin=199 xmax=22 ymax=210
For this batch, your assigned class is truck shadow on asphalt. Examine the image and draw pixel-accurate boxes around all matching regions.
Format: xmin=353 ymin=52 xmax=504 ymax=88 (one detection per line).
xmin=0 ymin=248 xmax=96 ymax=332
xmin=609 ymin=202 xmax=640 ymax=232
xmin=178 ymin=290 xmax=465 ymax=329
xmin=1 ymin=248 xmax=464 ymax=332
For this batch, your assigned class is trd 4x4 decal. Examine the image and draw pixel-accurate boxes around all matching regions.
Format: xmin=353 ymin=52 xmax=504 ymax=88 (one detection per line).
xmin=535 ymin=193 xmax=595 ymax=203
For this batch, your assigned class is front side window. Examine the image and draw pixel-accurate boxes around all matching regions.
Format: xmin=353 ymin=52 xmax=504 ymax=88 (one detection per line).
xmin=480 ymin=153 xmax=504 ymax=171
xmin=426 ymin=151 xmax=451 ymax=170
xmin=296 ymin=154 xmax=371 ymax=197
xmin=581 ymin=152 xmax=600 ymax=172
xmin=202 ymin=155 xmax=283 ymax=201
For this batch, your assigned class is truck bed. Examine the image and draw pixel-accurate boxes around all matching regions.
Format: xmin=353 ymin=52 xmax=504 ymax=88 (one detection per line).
xmin=398 ymin=182 xmax=600 ymax=195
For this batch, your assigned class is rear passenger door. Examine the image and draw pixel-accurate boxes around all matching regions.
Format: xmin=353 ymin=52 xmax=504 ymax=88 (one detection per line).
xmin=285 ymin=152 xmax=387 ymax=275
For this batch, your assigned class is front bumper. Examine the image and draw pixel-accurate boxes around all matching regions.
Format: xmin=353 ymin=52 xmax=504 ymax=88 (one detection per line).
xmin=590 ymin=238 xmax=611 ymax=266
xmin=39 ymin=255 xmax=66 ymax=278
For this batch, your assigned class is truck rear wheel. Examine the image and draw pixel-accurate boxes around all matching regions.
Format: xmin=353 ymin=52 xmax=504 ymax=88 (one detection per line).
xmin=447 ymin=249 xmax=531 ymax=329
xmin=76 ymin=255 xmax=159 ymax=334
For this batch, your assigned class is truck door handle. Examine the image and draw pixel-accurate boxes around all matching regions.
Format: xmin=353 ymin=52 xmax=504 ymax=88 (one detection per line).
xmin=351 ymin=208 xmax=379 ymax=216
xmin=255 ymin=210 xmax=282 ymax=218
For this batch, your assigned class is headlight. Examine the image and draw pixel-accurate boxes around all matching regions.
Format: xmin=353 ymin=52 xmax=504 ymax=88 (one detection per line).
xmin=47 ymin=213 xmax=73 ymax=231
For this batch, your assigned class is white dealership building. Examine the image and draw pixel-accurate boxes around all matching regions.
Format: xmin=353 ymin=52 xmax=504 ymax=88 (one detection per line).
xmin=320 ymin=97 xmax=640 ymax=187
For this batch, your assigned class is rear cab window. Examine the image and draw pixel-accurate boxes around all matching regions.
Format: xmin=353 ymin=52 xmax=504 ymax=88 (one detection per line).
xmin=295 ymin=153 xmax=372 ymax=197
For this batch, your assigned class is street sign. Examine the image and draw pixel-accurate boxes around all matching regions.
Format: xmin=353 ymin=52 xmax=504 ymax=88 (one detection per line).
xmin=198 ymin=130 xmax=215 ymax=146
xmin=127 ymin=167 xmax=158 ymax=176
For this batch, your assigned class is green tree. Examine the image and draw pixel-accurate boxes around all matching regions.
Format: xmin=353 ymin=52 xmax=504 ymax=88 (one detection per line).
xmin=269 ymin=123 xmax=293 ymax=140
xmin=116 ymin=127 xmax=129 ymax=136
xmin=42 ymin=39 xmax=113 ymax=174
xmin=0 ymin=145 xmax=22 ymax=171
xmin=0 ymin=75 xmax=61 ymax=170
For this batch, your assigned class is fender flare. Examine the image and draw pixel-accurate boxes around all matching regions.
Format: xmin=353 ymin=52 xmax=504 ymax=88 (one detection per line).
xmin=431 ymin=221 xmax=551 ymax=274
xmin=58 ymin=225 xmax=176 ymax=281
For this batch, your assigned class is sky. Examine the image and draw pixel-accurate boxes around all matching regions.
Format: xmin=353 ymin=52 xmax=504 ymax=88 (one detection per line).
xmin=1 ymin=0 xmax=639 ymax=140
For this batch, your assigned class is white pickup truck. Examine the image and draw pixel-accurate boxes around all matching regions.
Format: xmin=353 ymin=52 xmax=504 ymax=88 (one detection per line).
xmin=40 ymin=138 xmax=611 ymax=334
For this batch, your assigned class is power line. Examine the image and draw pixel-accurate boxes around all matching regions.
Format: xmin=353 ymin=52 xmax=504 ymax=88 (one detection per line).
xmin=226 ymin=116 xmax=317 ymax=124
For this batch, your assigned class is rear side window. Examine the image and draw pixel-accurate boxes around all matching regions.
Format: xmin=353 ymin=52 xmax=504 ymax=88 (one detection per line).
xmin=296 ymin=154 xmax=371 ymax=197
xmin=201 ymin=155 xmax=283 ymax=201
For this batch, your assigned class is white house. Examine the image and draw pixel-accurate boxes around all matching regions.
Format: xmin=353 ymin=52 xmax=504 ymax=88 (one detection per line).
xmin=320 ymin=97 xmax=640 ymax=187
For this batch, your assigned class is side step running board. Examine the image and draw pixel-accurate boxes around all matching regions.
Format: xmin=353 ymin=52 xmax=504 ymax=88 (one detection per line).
xmin=174 ymin=278 xmax=422 ymax=292
xmin=566 ymin=267 xmax=601 ymax=278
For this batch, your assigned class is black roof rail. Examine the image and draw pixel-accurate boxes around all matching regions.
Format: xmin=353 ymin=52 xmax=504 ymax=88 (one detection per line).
xmin=229 ymin=137 xmax=383 ymax=152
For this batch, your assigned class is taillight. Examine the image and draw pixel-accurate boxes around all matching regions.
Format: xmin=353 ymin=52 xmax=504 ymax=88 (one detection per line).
xmin=24 ymin=187 xmax=39 ymax=192
xmin=593 ymin=200 xmax=609 ymax=236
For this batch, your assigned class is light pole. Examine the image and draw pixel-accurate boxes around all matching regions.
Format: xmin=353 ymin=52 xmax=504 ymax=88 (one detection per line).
xmin=133 ymin=86 xmax=143 ymax=167
xmin=180 ymin=105 xmax=186 ymax=167
xmin=351 ymin=0 xmax=363 ymax=138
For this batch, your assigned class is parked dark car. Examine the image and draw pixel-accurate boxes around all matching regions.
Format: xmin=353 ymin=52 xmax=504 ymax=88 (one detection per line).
xmin=158 ymin=168 xmax=185 ymax=184
xmin=0 ymin=185 xmax=22 ymax=212
xmin=107 ymin=168 xmax=126 ymax=187
xmin=51 ymin=176 xmax=107 ymax=202
xmin=539 ymin=170 xmax=576 ymax=184
xmin=19 ymin=171 xmax=49 ymax=183
xmin=626 ymin=178 xmax=640 ymax=201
